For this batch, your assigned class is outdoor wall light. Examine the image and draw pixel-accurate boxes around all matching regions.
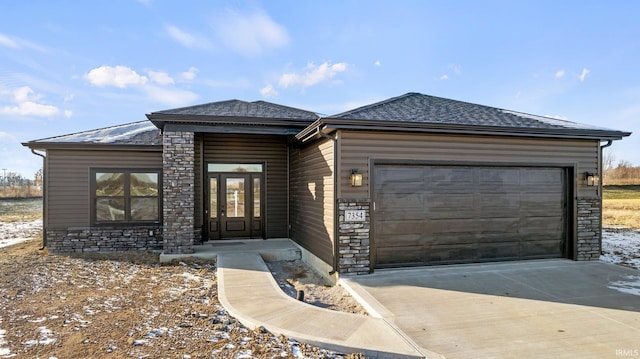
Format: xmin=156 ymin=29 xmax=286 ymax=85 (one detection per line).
xmin=585 ymin=172 xmax=599 ymax=187
xmin=350 ymin=169 xmax=363 ymax=187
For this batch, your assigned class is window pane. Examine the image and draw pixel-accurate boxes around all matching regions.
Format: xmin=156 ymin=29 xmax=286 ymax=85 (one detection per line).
xmin=209 ymin=177 xmax=217 ymax=219
xmin=96 ymin=173 xmax=124 ymax=196
xmin=96 ymin=198 xmax=125 ymax=221
xmin=131 ymin=198 xmax=159 ymax=221
xmin=131 ymin=173 xmax=158 ymax=196
xmin=226 ymin=178 xmax=245 ymax=218
xmin=208 ymin=163 xmax=263 ymax=173
xmin=253 ymin=178 xmax=260 ymax=218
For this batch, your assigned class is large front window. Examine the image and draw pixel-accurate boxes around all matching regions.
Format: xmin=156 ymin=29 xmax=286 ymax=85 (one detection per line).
xmin=92 ymin=169 xmax=161 ymax=224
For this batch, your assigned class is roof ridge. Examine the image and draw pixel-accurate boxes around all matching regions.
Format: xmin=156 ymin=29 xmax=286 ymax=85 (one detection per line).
xmin=330 ymin=92 xmax=418 ymax=118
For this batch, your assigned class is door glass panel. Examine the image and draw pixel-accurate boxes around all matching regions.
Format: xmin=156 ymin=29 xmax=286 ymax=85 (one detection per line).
xmin=253 ymin=177 xmax=261 ymax=218
xmin=208 ymin=164 xmax=263 ymax=173
xmin=226 ymin=178 xmax=245 ymax=218
xmin=209 ymin=178 xmax=217 ymax=219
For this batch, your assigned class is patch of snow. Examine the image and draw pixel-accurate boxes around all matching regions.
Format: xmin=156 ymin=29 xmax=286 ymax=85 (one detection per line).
xmin=601 ymin=228 xmax=640 ymax=270
xmin=22 ymin=326 xmax=56 ymax=346
xmin=0 ymin=219 xmax=42 ymax=248
xmin=608 ymin=275 xmax=640 ymax=296
xmin=33 ymin=121 xmax=156 ymax=144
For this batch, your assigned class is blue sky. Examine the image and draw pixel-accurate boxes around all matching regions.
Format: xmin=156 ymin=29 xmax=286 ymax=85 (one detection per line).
xmin=1 ymin=0 xmax=638 ymax=178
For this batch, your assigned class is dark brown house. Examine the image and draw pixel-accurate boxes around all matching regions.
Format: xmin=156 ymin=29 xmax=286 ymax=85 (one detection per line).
xmin=23 ymin=93 xmax=630 ymax=275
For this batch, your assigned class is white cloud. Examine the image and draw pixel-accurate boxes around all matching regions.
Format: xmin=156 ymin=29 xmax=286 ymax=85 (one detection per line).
xmin=278 ymin=62 xmax=349 ymax=89
xmin=579 ymin=68 xmax=590 ymax=82
xmin=0 ymin=86 xmax=59 ymax=117
xmin=374 ymin=60 xmax=381 ymax=67
xmin=179 ymin=67 xmax=198 ymax=81
xmin=260 ymin=84 xmax=278 ymax=98
xmin=0 ymin=33 xmax=18 ymax=48
xmin=165 ymin=25 xmax=212 ymax=50
xmin=64 ymin=93 xmax=75 ymax=102
xmin=0 ymin=131 xmax=17 ymax=142
xmin=85 ymin=65 xmax=149 ymax=88
xmin=0 ymin=33 xmax=47 ymax=52
xmin=555 ymin=70 xmax=565 ymax=78
xmin=142 ymin=85 xmax=198 ymax=107
xmin=64 ymin=109 xmax=73 ymax=118
xmin=448 ymin=64 xmax=462 ymax=74
xmin=147 ymin=70 xmax=174 ymax=85
xmin=214 ymin=8 xmax=289 ymax=56
xmin=1 ymin=101 xmax=59 ymax=117
xmin=440 ymin=74 xmax=449 ymax=80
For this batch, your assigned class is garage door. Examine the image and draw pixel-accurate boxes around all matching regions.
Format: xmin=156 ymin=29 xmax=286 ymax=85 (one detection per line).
xmin=373 ymin=165 xmax=567 ymax=267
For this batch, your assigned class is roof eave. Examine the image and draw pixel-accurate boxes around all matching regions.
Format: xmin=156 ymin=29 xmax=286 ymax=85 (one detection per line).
xmin=297 ymin=118 xmax=632 ymax=142
xmin=22 ymin=142 xmax=163 ymax=151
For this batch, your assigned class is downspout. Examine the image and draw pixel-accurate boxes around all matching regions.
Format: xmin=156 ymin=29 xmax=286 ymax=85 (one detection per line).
xmin=315 ymin=127 xmax=340 ymax=276
xmin=598 ymin=140 xmax=613 ymax=255
xmin=31 ymin=149 xmax=47 ymax=250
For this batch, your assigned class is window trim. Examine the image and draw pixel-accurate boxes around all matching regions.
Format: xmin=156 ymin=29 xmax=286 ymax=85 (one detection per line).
xmin=90 ymin=168 xmax=163 ymax=226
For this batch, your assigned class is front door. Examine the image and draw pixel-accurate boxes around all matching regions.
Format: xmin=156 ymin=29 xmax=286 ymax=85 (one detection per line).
xmin=207 ymin=167 xmax=263 ymax=239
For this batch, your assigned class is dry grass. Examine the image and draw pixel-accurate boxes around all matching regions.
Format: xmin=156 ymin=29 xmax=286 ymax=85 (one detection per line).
xmin=602 ymin=186 xmax=640 ymax=229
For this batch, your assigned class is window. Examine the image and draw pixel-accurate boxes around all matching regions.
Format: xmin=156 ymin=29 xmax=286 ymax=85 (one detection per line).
xmin=92 ymin=169 xmax=161 ymax=225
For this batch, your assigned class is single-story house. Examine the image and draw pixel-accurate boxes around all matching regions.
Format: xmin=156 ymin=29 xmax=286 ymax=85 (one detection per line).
xmin=23 ymin=92 xmax=631 ymax=275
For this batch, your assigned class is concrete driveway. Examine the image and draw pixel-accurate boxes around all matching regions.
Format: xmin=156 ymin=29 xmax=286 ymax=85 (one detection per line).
xmin=341 ymin=260 xmax=640 ymax=359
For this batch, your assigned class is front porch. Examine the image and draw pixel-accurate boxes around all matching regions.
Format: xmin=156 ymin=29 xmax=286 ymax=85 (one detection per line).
xmin=159 ymin=238 xmax=301 ymax=263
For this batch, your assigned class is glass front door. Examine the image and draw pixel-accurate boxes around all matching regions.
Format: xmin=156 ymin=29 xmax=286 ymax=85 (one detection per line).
xmin=207 ymin=164 xmax=263 ymax=239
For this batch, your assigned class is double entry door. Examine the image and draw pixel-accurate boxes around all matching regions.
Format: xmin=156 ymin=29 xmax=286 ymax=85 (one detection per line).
xmin=208 ymin=171 xmax=263 ymax=239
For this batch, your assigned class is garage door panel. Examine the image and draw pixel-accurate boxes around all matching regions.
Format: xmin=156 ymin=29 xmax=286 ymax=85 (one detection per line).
xmin=374 ymin=165 xmax=567 ymax=267
xmin=376 ymin=220 xmax=423 ymax=237
xmin=377 ymin=246 xmax=424 ymax=265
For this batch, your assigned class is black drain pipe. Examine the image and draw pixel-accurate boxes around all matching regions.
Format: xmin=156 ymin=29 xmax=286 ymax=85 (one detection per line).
xmin=31 ymin=149 xmax=47 ymax=250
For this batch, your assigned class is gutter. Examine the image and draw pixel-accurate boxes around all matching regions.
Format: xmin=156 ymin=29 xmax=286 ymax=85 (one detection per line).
xmin=30 ymin=149 xmax=47 ymax=250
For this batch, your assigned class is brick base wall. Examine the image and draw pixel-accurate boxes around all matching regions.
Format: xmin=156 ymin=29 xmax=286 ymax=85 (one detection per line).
xmin=46 ymin=226 xmax=163 ymax=253
xmin=576 ymin=198 xmax=601 ymax=260
xmin=337 ymin=199 xmax=371 ymax=275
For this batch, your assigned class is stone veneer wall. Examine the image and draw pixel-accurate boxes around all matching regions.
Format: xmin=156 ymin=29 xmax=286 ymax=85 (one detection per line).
xmin=337 ymin=199 xmax=371 ymax=275
xmin=576 ymin=198 xmax=601 ymax=260
xmin=46 ymin=226 xmax=162 ymax=253
xmin=163 ymin=131 xmax=195 ymax=254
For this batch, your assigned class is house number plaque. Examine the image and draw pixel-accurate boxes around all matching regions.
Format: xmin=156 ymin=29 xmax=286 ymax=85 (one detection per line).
xmin=344 ymin=210 xmax=366 ymax=222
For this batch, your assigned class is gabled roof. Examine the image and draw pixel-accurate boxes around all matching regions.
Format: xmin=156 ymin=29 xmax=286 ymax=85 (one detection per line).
xmin=23 ymin=121 xmax=161 ymax=149
xmin=147 ymin=99 xmax=319 ymax=135
xmin=297 ymin=92 xmax=631 ymax=141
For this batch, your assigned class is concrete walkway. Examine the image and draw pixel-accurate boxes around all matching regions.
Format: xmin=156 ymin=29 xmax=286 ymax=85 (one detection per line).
xmin=217 ymin=252 xmax=432 ymax=359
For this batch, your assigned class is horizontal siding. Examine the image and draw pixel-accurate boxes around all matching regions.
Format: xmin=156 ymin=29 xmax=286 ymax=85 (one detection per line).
xmin=203 ymin=134 xmax=289 ymax=238
xmin=289 ymin=139 xmax=335 ymax=265
xmin=46 ymin=149 xmax=162 ymax=228
xmin=337 ymin=131 xmax=599 ymax=198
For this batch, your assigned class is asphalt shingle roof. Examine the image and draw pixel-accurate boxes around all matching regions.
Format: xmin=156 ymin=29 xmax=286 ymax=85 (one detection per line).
xmin=26 ymin=121 xmax=162 ymax=146
xmin=151 ymin=99 xmax=319 ymax=121
xmin=331 ymin=92 xmax=612 ymax=132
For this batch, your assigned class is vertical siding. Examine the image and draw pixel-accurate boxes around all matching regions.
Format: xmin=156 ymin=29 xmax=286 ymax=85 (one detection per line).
xmin=289 ymin=138 xmax=335 ymax=265
xmin=202 ymin=134 xmax=289 ymax=238
xmin=46 ymin=149 xmax=163 ymax=228
xmin=337 ymin=130 xmax=599 ymax=199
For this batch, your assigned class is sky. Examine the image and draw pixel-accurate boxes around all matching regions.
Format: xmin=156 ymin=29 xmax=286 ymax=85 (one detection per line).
xmin=1 ymin=0 xmax=638 ymax=178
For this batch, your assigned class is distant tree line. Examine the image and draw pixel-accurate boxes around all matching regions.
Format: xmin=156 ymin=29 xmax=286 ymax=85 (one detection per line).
xmin=0 ymin=169 xmax=43 ymax=198
xmin=603 ymin=151 xmax=640 ymax=185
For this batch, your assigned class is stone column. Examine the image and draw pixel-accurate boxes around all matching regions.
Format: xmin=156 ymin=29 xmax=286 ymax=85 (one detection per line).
xmin=576 ymin=198 xmax=601 ymax=260
xmin=162 ymin=131 xmax=195 ymax=254
xmin=337 ymin=199 xmax=371 ymax=275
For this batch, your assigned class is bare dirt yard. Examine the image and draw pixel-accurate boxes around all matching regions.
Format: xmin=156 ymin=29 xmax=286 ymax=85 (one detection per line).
xmin=0 ymin=200 xmax=367 ymax=358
